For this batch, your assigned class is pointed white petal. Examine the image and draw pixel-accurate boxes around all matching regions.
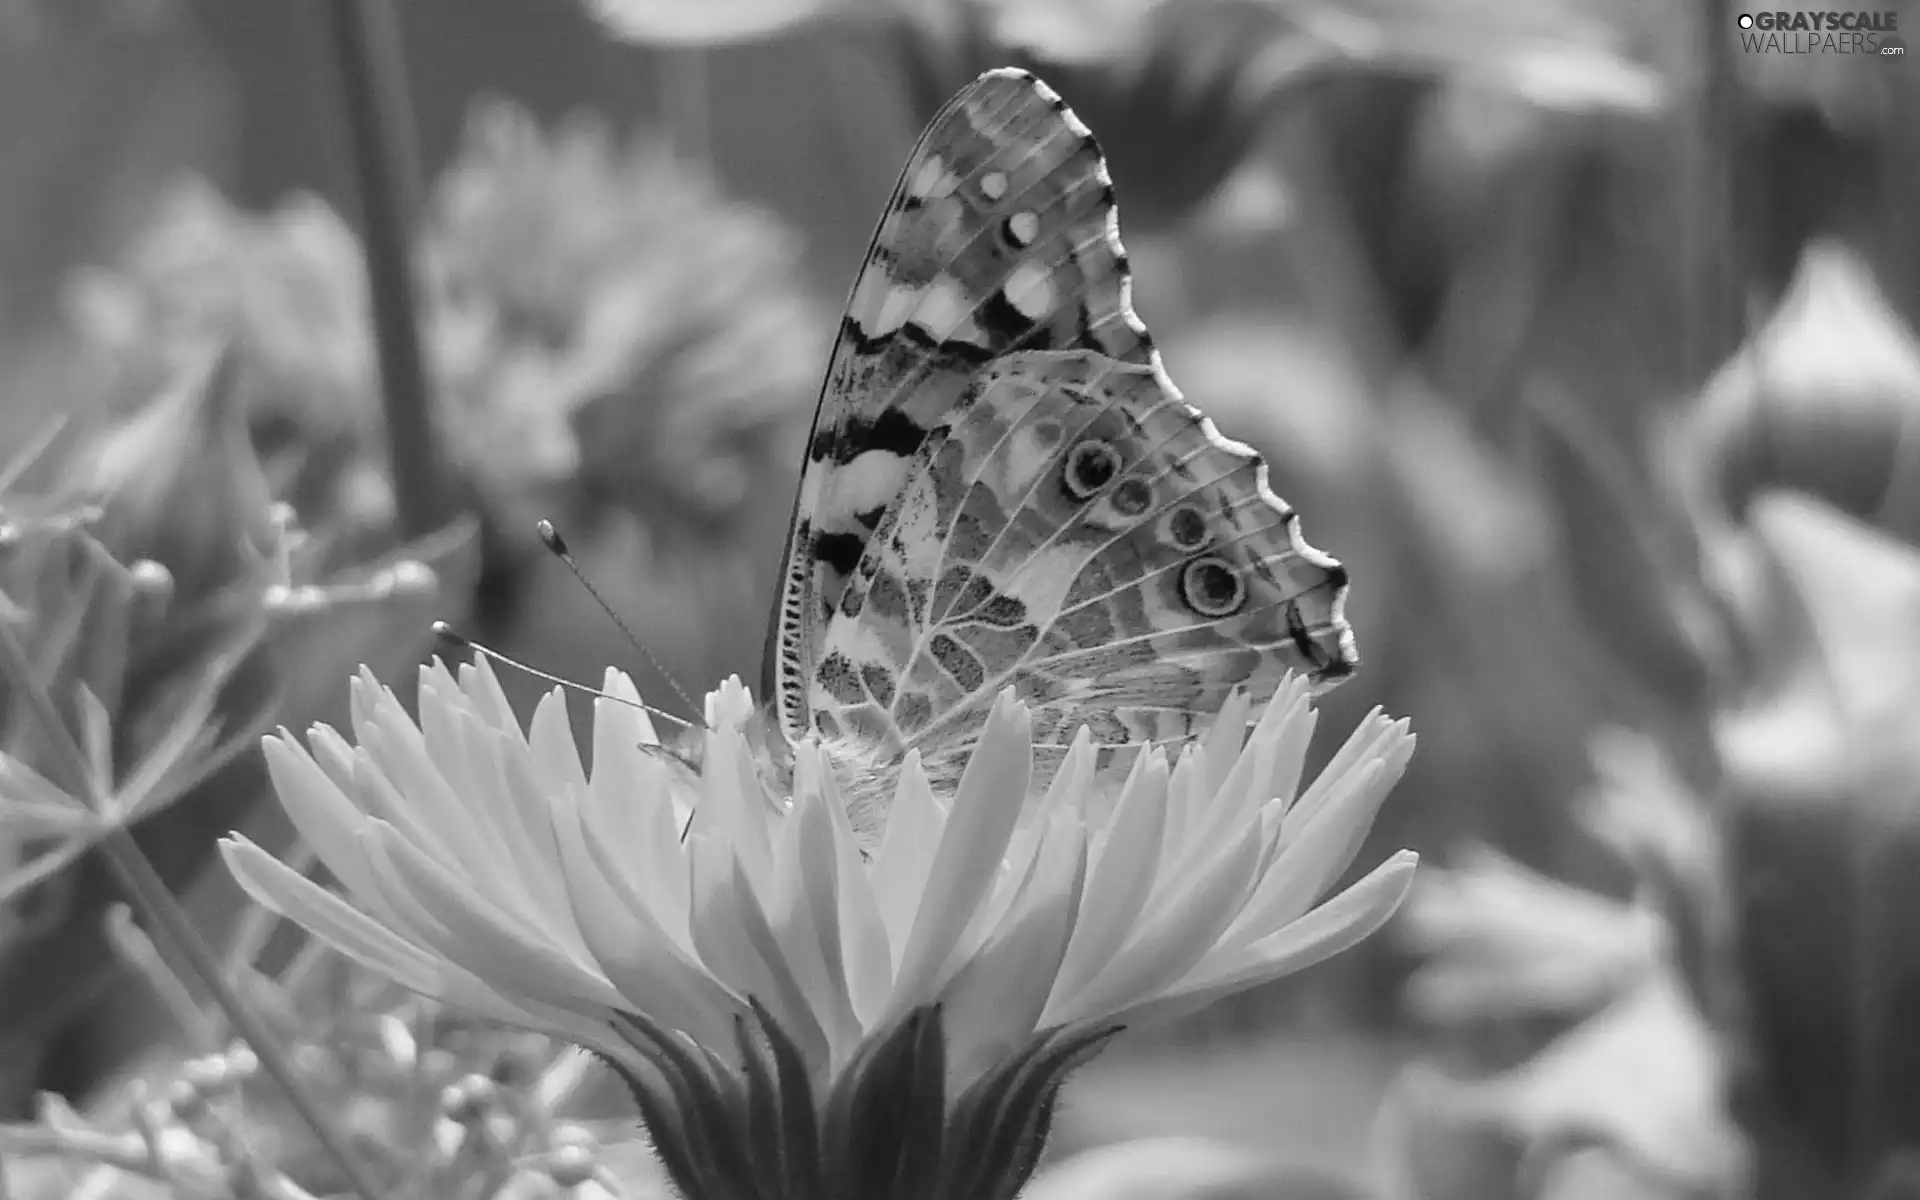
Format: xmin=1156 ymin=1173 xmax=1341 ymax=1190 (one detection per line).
xmin=1051 ymin=809 xmax=1266 ymax=1025
xmin=787 ymin=787 xmax=867 ymax=1067
xmin=596 ymin=668 xmax=661 ymax=746
xmin=1265 ymin=689 xmax=1316 ymax=813
xmin=870 ymin=751 xmax=945 ymax=963
xmin=1107 ymin=851 xmax=1418 ymax=1028
xmin=939 ymin=809 xmax=1088 ymax=1086
xmin=305 ymin=723 xmax=359 ymax=797
xmin=1293 ymin=713 xmax=1413 ymax=826
xmin=528 ymin=688 xmax=589 ymax=795
xmin=685 ymin=832 xmax=829 ymax=1067
xmin=889 ymin=691 xmax=1032 ymax=1013
xmin=456 ymin=656 xmax=521 ymax=733
xmin=1051 ymin=749 xmax=1169 ymax=1003
xmin=759 ymin=748 xmax=860 ymax=1058
xmin=966 ymin=729 xmax=1093 ymax=955
xmin=807 ymin=739 xmax=894 ymax=1026
xmin=360 ymin=818 xmax=625 ymax=1013
xmin=1196 ymin=688 xmax=1252 ymax=799
xmin=221 ymin=835 xmax=444 ymax=996
xmin=548 ymin=782 xmax=742 ymax=1049
xmin=260 ymin=734 xmax=384 ymax=902
xmin=690 ymin=720 xmax=774 ymax=883
xmin=1229 ymin=753 xmax=1404 ymax=944
xmin=1163 ymin=744 xmax=1211 ymax=845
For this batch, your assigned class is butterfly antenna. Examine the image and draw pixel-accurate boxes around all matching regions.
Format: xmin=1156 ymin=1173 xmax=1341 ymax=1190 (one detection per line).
xmin=535 ymin=519 xmax=703 ymax=717
xmin=431 ymin=621 xmax=695 ymax=735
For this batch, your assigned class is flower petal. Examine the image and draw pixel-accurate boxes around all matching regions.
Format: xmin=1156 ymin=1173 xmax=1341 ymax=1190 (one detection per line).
xmin=691 ymin=719 xmax=775 ymax=884
xmin=810 ymin=741 xmax=894 ymax=1027
xmin=221 ymin=835 xmax=443 ymax=995
xmin=361 ymin=817 xmax=626 ymax=1012
xmin=870 ymin=750 xmax=945 ymax=962
xmin=889 ymin=691 xmax=1032 ymax=1011
xmin=939 ymin=808 xmax=1089 ymax=1088
xmin=260 ymin=732 xmax=384 ymax=901
xmin=966 ymin=728 xmax=1094 ymax=954
xmin=1051 ymin=807 xmax=1267 ymax=1024
xmin=1293 ymin=712 xmax=1414 ymax=826
xmin=1111 ymin=851 xmax=1419 ymax=1028
xmin=686 ymin=832 xmax=830 ymax=1068
xmin=528 ymin=685 xmax=589 ymax=795
xmin=1050 ymin=748 xmax=1169 ymax=1003
xmin=1228 ymin=735 xmax=1410 ymax=943
xmin=1195 ymin=688 xmax=1253 ymax=798
xmin=549 ymin=782 xmax=744 ymax=1049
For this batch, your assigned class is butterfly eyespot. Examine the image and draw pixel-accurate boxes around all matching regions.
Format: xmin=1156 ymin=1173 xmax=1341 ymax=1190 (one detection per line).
xmin=1181 ymin=556 xmax=1246 ymax=617
xmin=1167 ymin=506 xmax=1209 ymax=549
xmin=1111 ymin=477 xmax=1153 ymax=516
xmin=1063 ymin=439 xmax=1121 ymax=500
xmin=1002 ymin=212 xmax=1040 ymax=248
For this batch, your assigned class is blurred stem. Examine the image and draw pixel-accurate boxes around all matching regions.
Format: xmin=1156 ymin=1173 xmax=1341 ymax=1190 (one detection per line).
xmin=1687 ymin=0 xmax=1749 ymax=1035
xmin=324 ymin=0 xmax=451 ymax=542
xmin=0 ymin=623 xmax=387 ymax=1200
xmin=1683 ymin=0 xmax=1746 ymax=385
xmin=661 ymin=49 xmax=713 ymax=169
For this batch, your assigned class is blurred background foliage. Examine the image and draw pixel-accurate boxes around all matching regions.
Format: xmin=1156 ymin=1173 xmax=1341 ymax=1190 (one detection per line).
xmin=0 ymin=0 xmax=1917 ymax=1196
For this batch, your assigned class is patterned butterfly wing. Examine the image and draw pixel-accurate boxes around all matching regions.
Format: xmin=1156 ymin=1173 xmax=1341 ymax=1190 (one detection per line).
xmin=767 ymin=68 xmax=1156 ymax=748
xmin=769 ymin=69 xmax=1356 ymax=837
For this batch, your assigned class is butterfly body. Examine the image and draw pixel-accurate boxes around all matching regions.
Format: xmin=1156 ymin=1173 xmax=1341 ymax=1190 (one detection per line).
xmin=763 ymin=69 xmax=1356 ymax=847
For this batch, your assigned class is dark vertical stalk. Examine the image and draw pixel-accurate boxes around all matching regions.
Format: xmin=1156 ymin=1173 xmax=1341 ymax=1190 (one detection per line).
xmin=324 ymin=0 xmax=450 ymax=541
xmin=1686 ymin=0 xmax=1745 ymax=387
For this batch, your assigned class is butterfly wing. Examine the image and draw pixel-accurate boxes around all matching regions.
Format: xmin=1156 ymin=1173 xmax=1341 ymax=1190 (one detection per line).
xmin=766 ymin=68 xmax=1159 ymax=747
xmin=771 ymin=69 xmax=1355 ymax=819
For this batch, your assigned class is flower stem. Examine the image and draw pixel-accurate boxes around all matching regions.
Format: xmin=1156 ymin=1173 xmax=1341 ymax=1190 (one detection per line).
xmin=323 ymin=0 xmax=451 ymax=541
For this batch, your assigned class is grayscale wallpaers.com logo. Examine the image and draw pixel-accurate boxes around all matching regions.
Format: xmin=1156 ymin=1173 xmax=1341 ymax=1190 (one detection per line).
xmin=1735 ymin=10 xmax=1904 ymax=56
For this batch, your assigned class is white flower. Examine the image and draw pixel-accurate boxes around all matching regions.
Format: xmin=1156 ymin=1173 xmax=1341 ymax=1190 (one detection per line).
xmin=222 ymin=660 xmax=1416 ymax=1199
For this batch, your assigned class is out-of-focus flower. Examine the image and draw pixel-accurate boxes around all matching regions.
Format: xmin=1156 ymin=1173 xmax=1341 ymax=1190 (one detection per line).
xmin=1375 ymin=966 xmax=1744 ymax=1200
xmin=1390 ymin=807 xmax=1744 ymax=1200
xmin=424 ymin=100 xmax=820 ymax=551
xmin=1398 ymin=846 xmax=1664 ymax=1033
xmin=223 ymin=667 xmax=1416 ymax=1198
xmin=70 ymin=100 xmax=821 ymax=573
xmin=1707 ymin=492 xmax=1920 ymax=1193
xmin=1673 ymin=240 xmax=1920 ymax=547
xmin=1578 ymin=728 xmax=1728 ymax=1016
xmin=0 ymin=353 xmax=461 ymax=1114
xmin=67 ymin=178 xmax=381 ymax=447
xmin=65 ymin=179 xmax=394 ymax=543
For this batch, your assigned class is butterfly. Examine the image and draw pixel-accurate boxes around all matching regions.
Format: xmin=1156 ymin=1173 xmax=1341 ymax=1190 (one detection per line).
xmin=754 ymin=67 xmax=1355 ymax=846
